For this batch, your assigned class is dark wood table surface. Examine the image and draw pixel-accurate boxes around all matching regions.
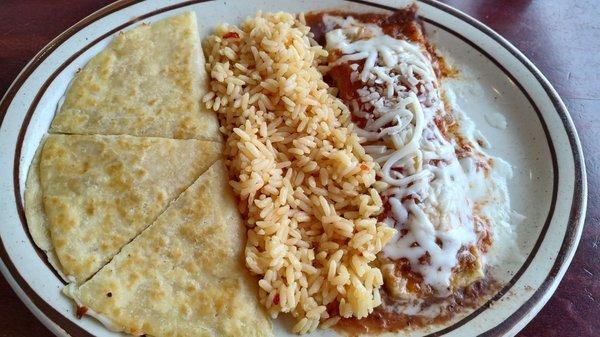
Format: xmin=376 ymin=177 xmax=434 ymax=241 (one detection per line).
xmin=0 ymin=0 xmax=597 ymax=336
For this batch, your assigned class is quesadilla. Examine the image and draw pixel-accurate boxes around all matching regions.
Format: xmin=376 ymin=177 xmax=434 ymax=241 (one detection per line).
xmin=50 ymin=12 xmax=221 ymax=141
xmin=64 ymin=161 xmax=273 ymax=337
xmin=25 ymin=134 xmax=222 ymax=283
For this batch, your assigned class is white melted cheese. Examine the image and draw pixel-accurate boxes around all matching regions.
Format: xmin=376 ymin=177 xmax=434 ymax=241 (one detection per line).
xmin=485 ymin=111 xmax=508 ymax=129
xmin=445 ymin=88 xmax=523 ymax=268
xmin=323 ymin=16 xmax=515 ymax=298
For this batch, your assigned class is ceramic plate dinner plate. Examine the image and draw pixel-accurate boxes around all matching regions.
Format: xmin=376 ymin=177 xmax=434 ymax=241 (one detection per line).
xmin=0 ymin=0 xmax=586 ymax=336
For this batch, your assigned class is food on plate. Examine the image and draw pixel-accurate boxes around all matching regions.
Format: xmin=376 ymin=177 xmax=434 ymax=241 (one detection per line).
xmin=204 ymin=12 xmax=396 ymax=333
xmin=64 ymin=161 xmax=273 ymax=337
xmin=305 ymin=7 xmax=513 ymax=331
xmin=22 ymin=5 xmax=518 ymax=337
xmin=50 ymin=12 xmax=221 ymax=141
xmin=24 ymin=12 xmax=273 ymax=337
xmin=25 ymin=134 xmax=222 ymax=283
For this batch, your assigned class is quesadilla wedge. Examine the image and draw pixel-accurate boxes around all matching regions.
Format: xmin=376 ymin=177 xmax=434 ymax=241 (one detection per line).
xmin=64 ymin=161 xmax=273 ymax=337
xmin=50 ymin=12 xmax=221 ymax=141
xmin=25 ymin=134 xmax=222 ymax=283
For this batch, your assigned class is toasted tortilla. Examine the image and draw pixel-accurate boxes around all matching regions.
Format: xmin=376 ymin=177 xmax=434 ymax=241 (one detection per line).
xmin=24 ymin=136 xmax=69 ymax=279
xmin=28 ymin=134 xmax=222 ymax=283
xmin=64 ymin=161 xmax=273 ymax=337
xmin=49 ymin=12 xmax=220 ymax=141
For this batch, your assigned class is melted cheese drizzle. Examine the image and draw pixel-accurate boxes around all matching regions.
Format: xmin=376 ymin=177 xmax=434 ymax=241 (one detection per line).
xmin=323 ymin=15 xmax=513 ymax=297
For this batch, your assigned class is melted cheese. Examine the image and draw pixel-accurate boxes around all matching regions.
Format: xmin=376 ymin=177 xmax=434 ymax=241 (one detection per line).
xmin=485 ymin=112 xmax=508 ymax=129
xmin=324 ymin=16 xmax=514 ymax=298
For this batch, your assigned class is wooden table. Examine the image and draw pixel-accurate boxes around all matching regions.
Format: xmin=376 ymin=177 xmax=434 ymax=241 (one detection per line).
xmin=0 ymin=1 xmax=597 ymax=336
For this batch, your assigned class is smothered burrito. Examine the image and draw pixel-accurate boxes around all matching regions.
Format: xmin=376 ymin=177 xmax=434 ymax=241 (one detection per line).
xmin=305 ymin=8 xmax=514 ymax=330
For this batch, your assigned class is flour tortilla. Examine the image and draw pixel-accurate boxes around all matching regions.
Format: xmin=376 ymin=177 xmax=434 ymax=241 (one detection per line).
xmin=64 ymin=161 xmax=273 ymax=337
xmin=50 ymin=12 xmax=220 ymax=141
xmin=24 ymin=136 xmax=68 ymax=280
xmin=27 ymin=134 xmax=222 ymax=283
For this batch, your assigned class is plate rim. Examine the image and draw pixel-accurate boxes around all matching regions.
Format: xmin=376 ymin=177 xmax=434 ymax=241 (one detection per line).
xmin=0 ymin=1 xmax=587 ymax=336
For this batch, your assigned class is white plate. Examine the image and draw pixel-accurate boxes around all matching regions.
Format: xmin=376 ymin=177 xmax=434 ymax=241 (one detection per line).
xmin=0 ymin=0 xmax=586 ymax=336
